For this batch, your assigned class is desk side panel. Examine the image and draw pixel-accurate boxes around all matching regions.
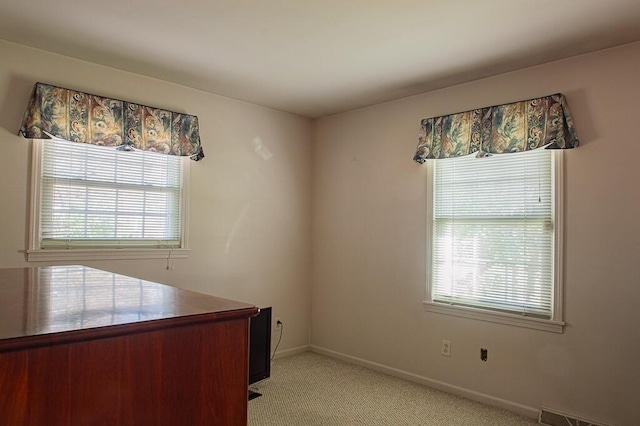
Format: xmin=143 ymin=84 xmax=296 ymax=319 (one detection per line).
xmin=0 ymin=317 xmax=250 ymax=426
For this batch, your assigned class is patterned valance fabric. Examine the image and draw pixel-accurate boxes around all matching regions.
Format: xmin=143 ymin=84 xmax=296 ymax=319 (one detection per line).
xmin=413 ymin=93 xmax=578 ymax=163
xmin=19 ymin=83 xmax=204 ymax=161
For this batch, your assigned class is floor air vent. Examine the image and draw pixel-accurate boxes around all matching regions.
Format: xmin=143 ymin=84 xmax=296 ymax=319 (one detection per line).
xmin=539 ymin=407 xmax=608 ymax=426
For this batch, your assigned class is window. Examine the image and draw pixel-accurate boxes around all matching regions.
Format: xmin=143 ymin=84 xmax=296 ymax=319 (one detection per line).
xmin=424 ymin=149 xmax=564 ymax=332
xmin=28 ymin=139 xmax=190 ymax=261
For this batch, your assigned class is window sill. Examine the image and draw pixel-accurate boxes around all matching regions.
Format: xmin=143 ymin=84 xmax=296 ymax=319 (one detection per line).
xmin=27 ymin=248 xmax=190 ymax=262
xmin=423 ymin=301 xmax=564 ymax=333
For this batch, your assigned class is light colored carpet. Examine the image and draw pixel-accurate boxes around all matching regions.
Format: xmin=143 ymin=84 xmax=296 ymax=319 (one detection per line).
xmin=248 ymin=351 xmax=538 ymax=426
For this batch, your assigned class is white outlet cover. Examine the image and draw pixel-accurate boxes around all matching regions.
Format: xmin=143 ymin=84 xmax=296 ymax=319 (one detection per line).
xmin=441 ymin=339 xmax=451 ymax=356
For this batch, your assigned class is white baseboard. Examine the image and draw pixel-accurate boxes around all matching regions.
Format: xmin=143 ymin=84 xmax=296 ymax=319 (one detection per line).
xmin=272 ymin=344 xmax=310 ymax=360
xmin=309 ymin=345 xmax=539 ymax=420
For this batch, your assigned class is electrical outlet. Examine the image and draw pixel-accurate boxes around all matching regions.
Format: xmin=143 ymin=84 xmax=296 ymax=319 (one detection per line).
xmin=441 ymin=339 xmax=451 ymax=357
xmin=274 ymin=317 xmax=282 ymax=331
xmin=481 ymin=347 xmax=488 ymax=361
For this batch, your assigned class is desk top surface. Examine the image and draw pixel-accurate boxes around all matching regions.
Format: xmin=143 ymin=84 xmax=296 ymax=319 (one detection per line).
xmin=0 ymin=265 xmax=257 ymax=351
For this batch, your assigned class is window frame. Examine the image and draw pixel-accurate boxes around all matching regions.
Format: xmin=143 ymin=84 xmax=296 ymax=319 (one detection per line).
xmin=27 ymin=139 xmax=190 ymax=262
xmin=423 ymin=150 xmax=565 ymax=333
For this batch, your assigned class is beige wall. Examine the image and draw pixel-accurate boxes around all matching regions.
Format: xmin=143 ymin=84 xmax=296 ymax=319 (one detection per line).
xmin=0 ymin=40 xmax=312 ymax=353
xmin=311 ymin=41 xmax=640 ymax=425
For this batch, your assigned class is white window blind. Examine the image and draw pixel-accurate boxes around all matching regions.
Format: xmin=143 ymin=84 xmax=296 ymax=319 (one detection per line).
xmin=39 ymin=139 xmax=183 ymax=249
xmin=431 ymin=149 xmax=554 ymax=319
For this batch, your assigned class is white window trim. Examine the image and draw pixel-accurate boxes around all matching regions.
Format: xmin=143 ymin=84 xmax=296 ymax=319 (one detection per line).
xmin=423 ymin=150 xmax=565 ymax=333
xmin=27 ymin=139 xmax=191 ymax=262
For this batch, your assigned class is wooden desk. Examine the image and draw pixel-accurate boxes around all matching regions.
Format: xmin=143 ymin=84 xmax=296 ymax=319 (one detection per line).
xmin=0 ymin=265 xmax=258 ymax=425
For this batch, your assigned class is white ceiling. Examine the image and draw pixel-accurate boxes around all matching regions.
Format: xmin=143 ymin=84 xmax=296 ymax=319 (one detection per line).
xmin=1 ymin=0 xmax=640 ymax=118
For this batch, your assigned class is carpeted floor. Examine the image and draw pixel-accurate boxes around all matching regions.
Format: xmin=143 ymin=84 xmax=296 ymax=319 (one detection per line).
xmin=248 ymin=352 xmax=538 ymax=425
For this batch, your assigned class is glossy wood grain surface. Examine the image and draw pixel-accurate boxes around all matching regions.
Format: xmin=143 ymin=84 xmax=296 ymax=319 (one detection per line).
xmin=0 ymin=265 xmax=258 ymax=426
xmin=0 ymin=265 xmax=257 ymax=352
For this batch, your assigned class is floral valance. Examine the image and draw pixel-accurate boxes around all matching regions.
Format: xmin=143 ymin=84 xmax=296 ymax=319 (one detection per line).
xmin=19 ymin=82 xmax=204 ymax=161
xmin=413 ymin=93 xmax=578 ymax=163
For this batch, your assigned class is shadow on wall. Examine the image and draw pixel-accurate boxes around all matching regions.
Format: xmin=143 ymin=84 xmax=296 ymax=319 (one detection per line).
xmin=0 ymin=74 xmax=34 ymax=136
xmin=563 ymin=89 xmax=597 ymax=146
